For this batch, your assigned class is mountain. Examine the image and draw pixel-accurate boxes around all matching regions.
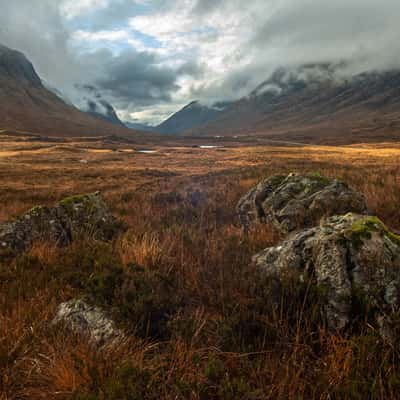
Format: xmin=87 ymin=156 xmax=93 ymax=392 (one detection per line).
xmin=0 ymin=44 xmax=138 ymax=138
xmin=185 ymin=65 xmax=400 ymax=144
xmin=124 ymin=121 xmax=156 ymax=132
xmin=0 ymin=44 xmax=42 ymax=87
xmin=155 ymin=101 xmax=228 ymax=134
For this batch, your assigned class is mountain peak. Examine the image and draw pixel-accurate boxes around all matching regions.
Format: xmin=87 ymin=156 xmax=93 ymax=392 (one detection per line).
xmin=0 ymin=43 xmax=137 ymax=137
xmin=156 ymin=101 xmax=224 ymax=134
xmin=0 ymin=43 xmax=42 ymax=87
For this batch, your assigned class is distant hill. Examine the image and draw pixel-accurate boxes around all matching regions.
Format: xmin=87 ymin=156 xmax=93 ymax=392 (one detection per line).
xmin=155 ymin=101 xmax=229 ymax=134
xmin=0 ymin=43 xmax=139 ymax=138
xmin=124 ymin=121 xmax=156 ymax=132
xmin=186 ymin=65 xmax=400 ymax=144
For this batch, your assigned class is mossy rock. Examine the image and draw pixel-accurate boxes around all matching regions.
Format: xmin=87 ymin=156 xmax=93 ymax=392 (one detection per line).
xmin=253 ymin=213 xmax=400 ymax=334
xmin=0 ymin=192 xmax=124 ymax=259
xmin=348 ymin=216 xmax=400 ymax=246
xmin=57 ymin=192 xmax=124 ymax=241
xmin=237 ymin=173 xmax=368 ymax=234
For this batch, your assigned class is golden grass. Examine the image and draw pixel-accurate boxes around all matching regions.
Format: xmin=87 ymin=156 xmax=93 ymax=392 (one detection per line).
xmin=2 ymin=134 xmax=400 ymax=399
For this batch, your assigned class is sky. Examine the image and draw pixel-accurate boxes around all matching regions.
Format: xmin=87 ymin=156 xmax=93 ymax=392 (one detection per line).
xmin=1 ymin=0 xmax=400 ymax=125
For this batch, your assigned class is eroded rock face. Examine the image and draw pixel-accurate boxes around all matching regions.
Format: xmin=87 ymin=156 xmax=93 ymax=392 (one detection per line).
xmin=53 ymin=299 xmax=124 ymax=345
xmin=237 ymin=173 xmax=368 ymax=234
xmin=253 ymin=213 xmax=400 ymax=330
xmin=0 ymin=192 xmax=123 ymax=258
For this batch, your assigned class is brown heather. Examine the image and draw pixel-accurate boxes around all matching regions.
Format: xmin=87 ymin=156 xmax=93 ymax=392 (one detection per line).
xmin=1 ymin=134 xmax=400 ymax=399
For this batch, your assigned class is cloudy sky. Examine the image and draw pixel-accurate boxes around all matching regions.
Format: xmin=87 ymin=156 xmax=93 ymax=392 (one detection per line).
xmin=1 ymin=0 xmax=399 ymax=124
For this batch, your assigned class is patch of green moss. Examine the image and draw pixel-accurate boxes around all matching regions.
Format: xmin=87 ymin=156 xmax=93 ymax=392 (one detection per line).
xmin=306 ymin=172 xmax=332 ymax=185
xmin=267 ymin=174 xmax=287 ymax=188
xmin=58 ymin=194 xmax=103 ymax=226
xmin=28 ymin=205 xmax=46 ymax=217
xmin=348 ymin=216 xmax=400 ymax=247
xmin=387 ymin=231 xmax=400 ymax=246
xmin=60 ymin=193 xmax=92 ymax=206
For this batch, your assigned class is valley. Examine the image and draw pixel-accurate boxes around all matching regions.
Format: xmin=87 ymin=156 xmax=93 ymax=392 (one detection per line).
xmin=2 ymin=3 xmax=400 ymax=395
xmin=2 ymin=130 xmax=400 ymax=398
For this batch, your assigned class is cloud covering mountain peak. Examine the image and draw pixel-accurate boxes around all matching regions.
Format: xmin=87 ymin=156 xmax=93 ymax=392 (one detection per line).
xmin=1 ymin=0 xmax=399 ymax=124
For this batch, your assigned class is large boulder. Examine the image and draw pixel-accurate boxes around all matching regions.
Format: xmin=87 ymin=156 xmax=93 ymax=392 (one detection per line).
xmin=0 ymin=192 xmax=123 ymax=258
xmin=53 ymin=299 xmax=124 ymax=345
xmin=253 ymin=213 xmax=400 ymax=331
xmin=237 ymin=173 xmax=368 ymax=234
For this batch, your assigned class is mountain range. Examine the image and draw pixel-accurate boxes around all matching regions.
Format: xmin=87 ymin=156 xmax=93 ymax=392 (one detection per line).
xmin=186 ymin=65 xmax=400 ymax=143
xmin=2 ymin=43 xmax=400 ymax=144
xmin=158 ymin=65 xmax=400 ymax=143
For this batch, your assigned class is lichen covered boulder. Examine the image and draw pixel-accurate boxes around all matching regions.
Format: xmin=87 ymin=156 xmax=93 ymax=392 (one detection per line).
xmin=0 ymin=192 xmax=123 ymax=258
xmin=237 ymin=173 xmax=368 ymax=234
xmin=253 ymin=213 xmax=400 ymax=331
xmin=53 ymin=299 xmax=124 ymax=345
xmin=56 ymin=192 xmax=123 ymax=241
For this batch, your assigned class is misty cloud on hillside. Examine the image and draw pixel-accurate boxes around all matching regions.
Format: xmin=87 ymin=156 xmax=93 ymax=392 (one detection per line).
xmin=0 ymin=0 xmax=399 ymax=123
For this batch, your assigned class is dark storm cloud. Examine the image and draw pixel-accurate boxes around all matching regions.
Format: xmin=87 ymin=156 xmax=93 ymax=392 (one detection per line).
xmin=93 ymin=49 xmax=180 ymax=106
xmin=250 ymin=0 xmax=400 ymax=67
xmin=0 ymin=0 xmax=189 ymax=117
xmin=188 ymin=0 xmax=400 ymax=103
xmin=1 ymin=0 xmax=400 ymax=123
xmin=0 ymin=0 xmax=82 ymax=86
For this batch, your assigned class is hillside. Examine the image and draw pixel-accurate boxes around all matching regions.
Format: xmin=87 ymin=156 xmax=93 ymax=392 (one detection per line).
xmin=185 ymin=66 xmax=400 ymax=144
xmin=155 ymin=101 xmax=227 ymax=134
xmin=0 ymin=44 xmax=138 ymax=138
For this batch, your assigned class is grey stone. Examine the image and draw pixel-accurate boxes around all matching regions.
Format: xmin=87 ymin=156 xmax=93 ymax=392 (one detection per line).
xmin=53 ymin=299 xmax=124 ymax=345
xmin=253 ymin=213 xmax=400 ymax=331
xmin=237 ymin=173 xmax=368 ymax=234
xmin=0 ymin=192 xmax=123 ymax=258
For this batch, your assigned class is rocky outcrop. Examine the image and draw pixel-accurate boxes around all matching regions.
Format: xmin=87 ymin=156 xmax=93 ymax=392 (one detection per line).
xmin=53 ymin=299 xmax=124 ymax=344
xmin=0 ymin=192 xmax=123 ymax=258
xmin=253 ymin=213 xmax=400 ymax=331
xmin=237 ymin=173 xmax=368 ymax=233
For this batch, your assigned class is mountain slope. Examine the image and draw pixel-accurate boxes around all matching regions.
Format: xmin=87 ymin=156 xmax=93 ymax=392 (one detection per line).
xmin=155 ymin=101 xmax=227 ymax=134
xmin=187 ymin=65 xmax=400 ymax=144
xmin=0 ymin=44 xmax=137 ymax=138
xmin=73 ymin=85 xmax=126 ymax=127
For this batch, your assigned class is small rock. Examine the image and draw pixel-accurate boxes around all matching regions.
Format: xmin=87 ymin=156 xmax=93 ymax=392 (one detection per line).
xmin=237 ymin=173 xmax=368 ymax=234
xmin=0 ymin=192 xmax=123 ymax=258
xmin=53 ymin=299 xmax=124 ymax=345
xmin=253 ymin=213 xmax=400 ymax=331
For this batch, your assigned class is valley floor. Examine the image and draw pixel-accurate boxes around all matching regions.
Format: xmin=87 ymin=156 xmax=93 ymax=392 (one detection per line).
xmin=1 ymin=132 xmax=400 ymax=399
